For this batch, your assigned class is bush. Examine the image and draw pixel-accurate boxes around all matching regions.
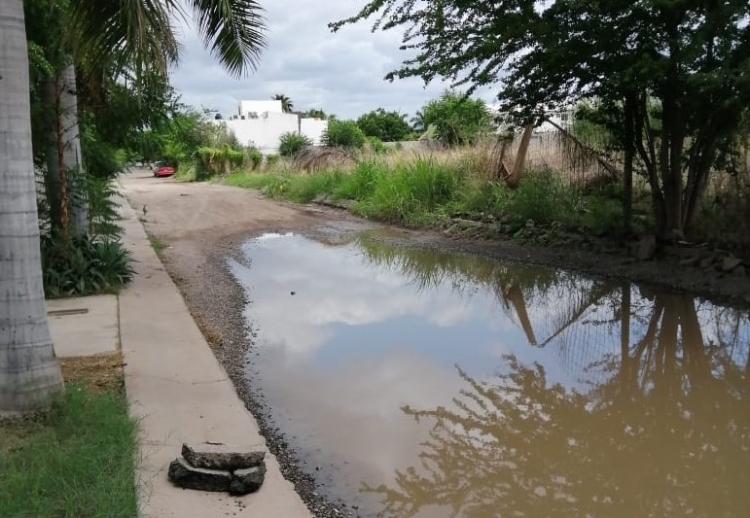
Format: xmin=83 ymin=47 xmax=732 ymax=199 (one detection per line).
xmin=86 ymin=176 xmax=123 ymax=238
xmin=421 ymin=91 xmax=493 ymax=146
xmin=323 ymin=120 xmax=366 ymax=149
xmin=247 ymin=148 xmax=263 ymax=170
xmin=366 ymin=136 xmax=386 ymax=154
xmin=41 ymin=234 xmax=135 ymax=298
xmin=195 ymin=145 xmax=245 ymax=176
xmin=279 ymin=132 xmax=312 ymax=157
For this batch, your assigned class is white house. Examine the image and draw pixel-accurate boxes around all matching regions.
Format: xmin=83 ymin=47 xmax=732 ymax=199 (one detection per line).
xmin=217 ymin=100 xmax=328 ymax=154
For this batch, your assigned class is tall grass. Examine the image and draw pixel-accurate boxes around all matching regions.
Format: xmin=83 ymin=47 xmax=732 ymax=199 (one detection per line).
xmin=0 ymin=385 xmax=138 ymax=518
xmin=224 ymin=147 xmax=631 ymax=234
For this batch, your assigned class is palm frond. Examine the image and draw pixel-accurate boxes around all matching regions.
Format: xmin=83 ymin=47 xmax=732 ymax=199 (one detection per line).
xmin=67 ymin=0 xmax=180 ymax=76
xmin=189 ymin=0 xmax=266 ymax=77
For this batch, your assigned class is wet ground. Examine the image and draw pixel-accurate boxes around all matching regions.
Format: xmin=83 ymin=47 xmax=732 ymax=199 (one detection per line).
xmin=231 ymin=231 xmax=750 ymax=518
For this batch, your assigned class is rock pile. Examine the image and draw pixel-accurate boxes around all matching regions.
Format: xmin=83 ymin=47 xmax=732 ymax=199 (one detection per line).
xmin=168 ymin=443 xmax=267 ymax=496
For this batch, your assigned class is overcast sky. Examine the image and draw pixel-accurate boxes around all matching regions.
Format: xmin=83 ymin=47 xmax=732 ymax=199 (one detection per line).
xmin=170 ymin=0 xmax=495 ymax=120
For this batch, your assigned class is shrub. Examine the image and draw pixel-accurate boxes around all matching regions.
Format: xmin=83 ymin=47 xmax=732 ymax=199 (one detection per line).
xmin=195 ymin=145 xmax=245 ymax=175
xmin=247 ymin=148 xmax=263 ymax=170
xmin=323 ymin=120 xmax=366 ymax=149
xmin=366 ymin=136 xmax=386 ymax=154
xmin=279 ymin=132 xmax=312 ymax=157
xmin=41 ymin=234 xmax=135 ymax=298
xmin=421 ymin=91 xmax=493 ymax=146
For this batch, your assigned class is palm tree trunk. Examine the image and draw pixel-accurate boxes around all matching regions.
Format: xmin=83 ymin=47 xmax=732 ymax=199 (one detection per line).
xmin=0 ymin=0 xmax=64 ymax=413
xmin=60 ymin=63 xmax=88 ymax=235
xmin=44 ymin=63 xmax=88 ymax=239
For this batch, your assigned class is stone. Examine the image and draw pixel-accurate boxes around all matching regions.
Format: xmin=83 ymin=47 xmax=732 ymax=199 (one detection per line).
xmin=182 ymin=443 xmax=266 ymax=471
xmin=168 ymin=458 xmax=232 ymax=492
xmin=229 ymin=462 xmax=267 ymax=496
xmin=637 ymin=235 xmax=657 ymax=261
xmin=722 ymin=256 xmax=743 ymax=272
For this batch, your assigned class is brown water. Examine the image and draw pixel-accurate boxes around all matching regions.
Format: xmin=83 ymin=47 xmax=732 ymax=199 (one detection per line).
xmin=230 ymin=232 xmax=750 ymax=518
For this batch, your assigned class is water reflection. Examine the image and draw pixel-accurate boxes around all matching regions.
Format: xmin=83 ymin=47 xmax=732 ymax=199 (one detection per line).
xmin=231 ymin=233 xmax=750 ymax=518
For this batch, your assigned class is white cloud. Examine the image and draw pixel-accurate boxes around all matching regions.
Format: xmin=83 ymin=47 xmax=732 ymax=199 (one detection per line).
xmin=169 ymin=0 xmax=496 ymax=119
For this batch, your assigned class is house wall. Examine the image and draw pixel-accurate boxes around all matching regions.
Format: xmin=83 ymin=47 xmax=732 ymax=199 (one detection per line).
xmin=300 ymin=118 xmax=328 ymax=146
xmin=221 ymin=111 xmax=329 ymax=154
xmin=238 ymin=100 xmax=282 ymax=117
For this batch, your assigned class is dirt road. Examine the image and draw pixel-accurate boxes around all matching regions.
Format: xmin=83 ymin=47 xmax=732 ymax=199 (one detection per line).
xmin=120 ymin=170 xmax=371 ymax=517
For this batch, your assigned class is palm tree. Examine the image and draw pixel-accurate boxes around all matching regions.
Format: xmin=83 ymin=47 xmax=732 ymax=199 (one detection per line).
xmin=0 ymin=0 xmax=267 ymax=413
xmin=410 ymin=110 xmax=426 ymax=133
xmin=272 ymin=94 xmax=294 ymax=113
xmin=0 ymin=0 xmax=64 ymax=413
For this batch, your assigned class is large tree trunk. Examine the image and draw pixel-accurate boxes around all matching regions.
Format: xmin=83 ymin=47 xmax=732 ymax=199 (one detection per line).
xmin=44 ymin=63 xmax=88 ymax=239
xmin=0 ymin=0 xmax=64 ymax=413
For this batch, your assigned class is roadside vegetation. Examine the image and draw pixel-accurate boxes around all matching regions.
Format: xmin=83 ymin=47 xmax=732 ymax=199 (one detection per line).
xmin=225 ymin=145 xmax=637 ymax=236
xmin=0 ymin=363 xmax=138 ymax=518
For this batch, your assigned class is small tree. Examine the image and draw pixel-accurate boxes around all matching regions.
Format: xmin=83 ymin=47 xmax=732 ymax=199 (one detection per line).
xmin=356 ymin=108 xmax=412 ymax=142
xmin=322 ymin=120 xmax=366 ymax=149
xmin=279 ymin=132 xmax=312 ymax=157
xmin=420 ymin=91 xmax=493 ymax=146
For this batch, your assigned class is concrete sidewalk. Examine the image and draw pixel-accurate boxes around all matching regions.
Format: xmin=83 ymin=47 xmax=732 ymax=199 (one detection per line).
xmin=116 ymin=198 xmax=311 ymax=517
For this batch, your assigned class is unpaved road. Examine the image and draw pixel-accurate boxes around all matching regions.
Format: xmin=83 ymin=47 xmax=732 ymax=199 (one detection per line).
xmin=119 ymin=169 xmax=750 ymax=517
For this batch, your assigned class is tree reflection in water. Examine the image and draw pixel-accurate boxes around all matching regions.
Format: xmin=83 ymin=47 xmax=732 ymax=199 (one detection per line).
xmin=357 ymin=238 xmax=750 ymax=518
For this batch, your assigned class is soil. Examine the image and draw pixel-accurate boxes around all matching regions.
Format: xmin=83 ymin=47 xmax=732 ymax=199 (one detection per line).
xmin=120 ymin=170 xmax=750 ymax=518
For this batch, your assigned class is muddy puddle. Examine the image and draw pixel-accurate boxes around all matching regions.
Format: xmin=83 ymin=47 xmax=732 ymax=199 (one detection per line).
xmin=230 ymin=232 xmax=750 ymax=518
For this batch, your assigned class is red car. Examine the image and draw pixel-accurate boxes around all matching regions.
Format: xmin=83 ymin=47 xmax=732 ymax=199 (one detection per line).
xmin=153 ymin=161 xmax=175 ymax=177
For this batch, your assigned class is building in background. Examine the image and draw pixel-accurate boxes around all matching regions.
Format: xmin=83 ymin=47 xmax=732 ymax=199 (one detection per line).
xmin=215 ymin=100 xmax=328 ymax=154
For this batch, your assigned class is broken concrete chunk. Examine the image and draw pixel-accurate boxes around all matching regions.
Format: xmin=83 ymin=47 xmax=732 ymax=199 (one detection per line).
xmin=182 ymin=443 xmax=266 ymax=471
xmin=229 ymin=462 xmax=267 ymax=496
xmin=168 ymin=458 xmax=232 ymax=492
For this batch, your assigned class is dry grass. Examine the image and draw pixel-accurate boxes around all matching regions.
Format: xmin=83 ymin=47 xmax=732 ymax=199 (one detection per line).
xmin=59 ymin=352 xmax=126 ymax=393
xmin=292 ymin=147 xmax=357 ymax=172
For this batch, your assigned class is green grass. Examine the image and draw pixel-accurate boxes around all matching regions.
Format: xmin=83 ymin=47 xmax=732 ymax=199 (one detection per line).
xmin=224 ymin=154 xmax=628 ymax=233
xmin=0 ymin=384 xmax=138 ymax=518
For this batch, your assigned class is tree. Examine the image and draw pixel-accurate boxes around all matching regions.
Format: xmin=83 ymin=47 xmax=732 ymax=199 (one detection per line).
xmin=272 ymin=94 xmax=294 ymax=113
xmin=1 ymin=0 xmax=64 ymax=413
xmin=1 ymin=0 xmax=267 ymax=413
xmin=410 ymin=110 xmax=426 ymax=134
xmin=322 ymin=119 xmax=366 ymax=149
xmin=356 ymin=108 xmax=412 ymax=142
xmin=420 ymin=91 xmax=493 ymax=146
xmin=303 ymin=108 xmax=327 ymax=120
xmin=332 ymin=0 xmax=750 ymax=241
